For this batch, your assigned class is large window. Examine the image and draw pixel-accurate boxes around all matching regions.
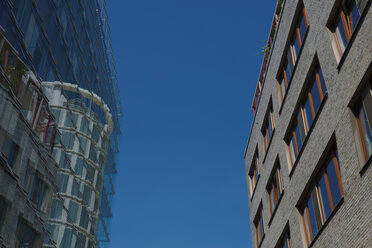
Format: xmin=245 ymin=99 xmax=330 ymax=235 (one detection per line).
xmin=290 ymin=4 xmax=309 ymax=64
xmin=277 ymin=229 xmax=291 ymax=248
xmin=300 ymin=149 xmax=343 ymax=246
xmin=330 ymin=0 xmax=361 ymax=63
xmin=278 ymin=4 xmax=309 ymax=105
xmin=262 ymin=106 xmax=275 ymax=154
xmin=254 ymin=207 xmax=265 ymax=248
xmin=267 ymin=163 xmax=284 ymax=217
xmin=287 ymin=66 xmax=327 ymax=169
xmin=0 ymin=128 xmax=20 ymax=169
xmin=15 ymin=218 xmax=39 ymax=248
xmin=0 ymin=197 xmax=7 ymax=234
xmin=353 ymin=80 xmax=372 ymax=166
xmin=248 ymin=151 xmax=260 ymax=197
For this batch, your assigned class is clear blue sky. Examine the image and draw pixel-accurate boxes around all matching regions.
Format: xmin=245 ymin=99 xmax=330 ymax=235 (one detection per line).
xmin=106 ymin=0 xmax=276 ymax=247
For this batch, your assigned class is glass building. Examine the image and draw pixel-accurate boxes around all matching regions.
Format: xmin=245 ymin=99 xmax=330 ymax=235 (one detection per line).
xmin=0 ymin=0 xmax=121 ymax=247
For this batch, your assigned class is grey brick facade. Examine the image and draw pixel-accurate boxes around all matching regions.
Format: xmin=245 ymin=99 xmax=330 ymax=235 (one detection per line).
xmin=244 ymin=0 xmax=372 ymax=247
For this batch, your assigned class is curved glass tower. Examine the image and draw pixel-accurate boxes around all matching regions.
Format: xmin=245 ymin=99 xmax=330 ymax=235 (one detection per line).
xmin=43 ymin=82 xmax=112 ymax=248
xmin=0 ymin=0 xmax=122 ymax=247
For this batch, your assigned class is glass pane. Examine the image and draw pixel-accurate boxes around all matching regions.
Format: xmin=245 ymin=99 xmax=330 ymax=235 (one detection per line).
xmin=297 ymin=110 xmax=306 ymax=143
xmin=350 ymin=3 xmax=360 ymax=32
xmin=326 ymin=158 xmax=342 ymax=206
xmin=295 ymin=124 xmax=303 ymax=152
xmin=293 ymin=36 xmax=300 ymax=61
xmin=285 ymin=63 xmax=292 ymax=85
xmin=311 ymin=187 xmax=323 ymax=230
xmin=336 ymin=17 xmax=348 ymax=53
xmin=311 ymin=79 xmax=322 ymax=114
xmin=299 ymin=13 xmax=307 ymax=42
xmin=259 ymin=215 xmax=264 ymax=239
xmin=287 ymin=50 xmax=294 ymax=75
xmin=361 ymin=86 xmax=372 ymax=158
xmin=318 ymin=69 xmax=327 ymax=97
xmin=307 ymin=195 xmax=319 ymax=238
xmin=304 ymin=97 xmax=313 ymax=131
xmin=289 ymin=138 xmax=297 ymax=162
xmin=319 ymin=174 xmax=332 ymax=219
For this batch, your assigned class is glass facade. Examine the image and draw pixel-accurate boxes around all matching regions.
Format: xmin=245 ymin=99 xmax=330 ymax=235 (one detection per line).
xmin=0 ymin=0 xmax=121 ymax=247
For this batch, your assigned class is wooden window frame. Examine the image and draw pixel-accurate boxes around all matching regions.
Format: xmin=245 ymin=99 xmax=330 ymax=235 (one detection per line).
xmin=254 ymin=208 xmax=264 ymax=248
xmin=290 ymin=6 xmax=309 ymax=64
xmin=263 ymin=107 xmax=275 ymax=154
xmin=300 ymin=149 xmax=343 ymax=246
xmin=249 ymin=152 xmax=260 ymax=197
xmin=287 ymin=67 xmax=327 ymax=168
xmin=331 ymin=1 xmax=360 ymax=60
xmin=267 ymin=166 xmax=284 ymax=216
xmin=354 ymin=81 xmax=372 ymax=164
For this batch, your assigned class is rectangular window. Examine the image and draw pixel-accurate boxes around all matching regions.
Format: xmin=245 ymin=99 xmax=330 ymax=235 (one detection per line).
xmin=300 ymin=149 xmax=343 ymax=246
xmin=262 ymin=107 xmax=275 ymax=154
xmin=0 ymin=197 xmax=7 ymax=234
xmin=0 ymin=131 xmax=20 ymax=169
xmin=353 ymin=80 xmax=372 ymax=166
xmin=277 ymin=230 xmax=291 ymax=248
xmin=248 ymin=152 xmax=260 ymax=197
xmin=267 ymin=164 xmax=284 ymax=217
xmin=291 ymin=5 xmax=309 ymax=63
xmin=29 ymin=172 xmax=49 ymax=211
xmin=331 ymin=0 xmax=361 ymax=62
xmin=15 ymin=218 xmax=39 ymax=248
xmin=254 ymin=208 xmax=265 ymax=248
xmin=278 ymin=4 xmax=309 ymax=105
xmin=287 ymin=66 xmax=327 ymax=169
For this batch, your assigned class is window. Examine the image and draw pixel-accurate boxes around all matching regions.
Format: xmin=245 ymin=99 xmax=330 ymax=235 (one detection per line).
xmin=290 ymin=4 xmax=309 ymax=64
xmin=300 ymin=149 xmax=343 ymax=246
xmin=267 ymin=163 xmax=284 ymax=217
xmin=287 ymin=66 xmax=327 ymax=169
xmin=248 ymin=151 xmax=260 ymax=197
xmin=254 ymin=207 xmax=265 ymax=248
xmin=0 ymin=130 xmax=20 ymax=169
xmin=277 ymin=229 xmax=291 ymax=248
xmin=15 ymin=218 xmax=38 ymax=248
xmin=29 ymin=172 xmax=49 ymax=211
xmin=0 ymin=197 xmax=7 ymax=234
xmin=262 ymin=106 xmax=275 ymax=154
xmin=278 ymin=4 xmax=309 ymax=105
xmin=353 ymin=80 xmax=372 ymax=166
xmin=330 ymin=0 xmax=361 ymax=63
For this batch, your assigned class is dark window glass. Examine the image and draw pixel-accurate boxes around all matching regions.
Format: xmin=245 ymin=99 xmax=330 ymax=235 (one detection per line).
xmin=295 ymin=124 xmax=303 ymax=152
xmin=307 ymin=194 xmax=318 ymax=238
xmin=0 ymin=198 xmax=7 ymax=234
xmin=287 ymin=50 xmax=294 ymax=74
xmin=350 ymin=2 xmax=360 ymax=31
xmin=326 ymin=159 xmax=342 ymax=206
xmin=299 ymin=13 xmax=307 ymax=42
xmin=336 ymin=17 xmax=348 ymax=52
xmin=16 ymin=218 xmax=38 ymax=248
xmin=318 ymin=69 xmax=327 ymax=97
xmin=304 ymin=98 xmax=313 ymax=130
xmin=311 ymin=80 xmax=322 ymax=114
xmin=319 ymin=174 xmax=332 ymax=219
xmin=293 ymin=36 xmax=300 ymax=61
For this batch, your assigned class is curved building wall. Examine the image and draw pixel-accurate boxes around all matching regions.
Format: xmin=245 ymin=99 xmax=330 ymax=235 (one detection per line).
xmin=43 ymin=82 xmax=112 ymax=248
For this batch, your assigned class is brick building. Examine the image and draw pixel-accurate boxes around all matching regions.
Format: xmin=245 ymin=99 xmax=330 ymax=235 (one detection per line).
xmin=244 ymin=0 xmax=372 ymax=247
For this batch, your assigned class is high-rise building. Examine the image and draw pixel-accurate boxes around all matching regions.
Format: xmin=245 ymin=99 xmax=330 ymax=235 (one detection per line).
xmin=245 ymin=0 xmax=371 ymax=247
xmin=0 ymin=0 xmax=121 ymax=247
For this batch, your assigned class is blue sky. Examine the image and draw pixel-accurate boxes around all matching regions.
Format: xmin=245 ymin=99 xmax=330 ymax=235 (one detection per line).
xmin=106 ymin=0 xmax=277 ymax=247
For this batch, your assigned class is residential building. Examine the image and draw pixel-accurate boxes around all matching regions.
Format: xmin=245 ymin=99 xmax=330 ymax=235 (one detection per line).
xmin=245 ymin=0 xmax=372 ymax=247
xmin=0 ymin=0 xmax=121 ymax=247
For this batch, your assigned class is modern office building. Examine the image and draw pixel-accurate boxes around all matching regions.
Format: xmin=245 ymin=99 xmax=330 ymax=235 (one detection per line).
xmin=244 ymin=0 xmax=372 ymax=247
xmin=0 ymin=0 xmax=121 ymax=247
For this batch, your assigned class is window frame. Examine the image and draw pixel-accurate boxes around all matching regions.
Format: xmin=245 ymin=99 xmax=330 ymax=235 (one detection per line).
xmin=262 ymin=105 xmax=275 ymax=155
xmin=330 ymin=0 xmax=362 ymax=63
xmin=286 ymin=66 xmax=327 ymax=171
xmin=299 ymin=149 xmax=343 ymax=247
xmin=267 ymin=162 xmax=284 ymax=219
xmin=352 ymin=79 xmax=372 ymax=168
xmin=254 ymin=207 xmax=265 ymax=248
xmin=248 ymin=150 xmax=261 ymax=198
